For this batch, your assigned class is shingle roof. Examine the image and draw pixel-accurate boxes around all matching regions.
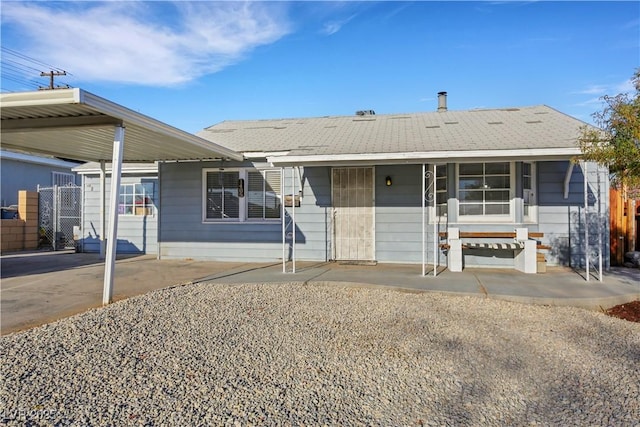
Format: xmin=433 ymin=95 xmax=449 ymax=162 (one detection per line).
xmin=197 ymin=105 xmax=589 ymax=160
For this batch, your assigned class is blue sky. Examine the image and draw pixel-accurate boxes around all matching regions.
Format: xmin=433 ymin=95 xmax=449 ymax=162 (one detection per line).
xmin=1 ymin=1 xmax=638 ymax=133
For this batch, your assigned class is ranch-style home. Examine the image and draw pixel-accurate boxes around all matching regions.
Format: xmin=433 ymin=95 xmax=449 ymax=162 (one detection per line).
xmin=157 ymin=93 xmax=608 ymax=273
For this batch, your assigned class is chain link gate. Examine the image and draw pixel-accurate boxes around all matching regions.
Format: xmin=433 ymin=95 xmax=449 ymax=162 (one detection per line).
xmin=38 ymin=185 xmax=82 ymax=250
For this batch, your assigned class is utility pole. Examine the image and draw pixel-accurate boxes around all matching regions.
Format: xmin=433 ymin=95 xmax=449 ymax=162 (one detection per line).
xmin=39 ymin=70 xmax=69 ymax=90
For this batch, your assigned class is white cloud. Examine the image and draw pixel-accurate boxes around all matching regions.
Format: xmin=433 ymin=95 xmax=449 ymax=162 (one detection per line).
xmin=321 ymin=14 xmax=357 ymax=36
xmin=572 ymin=77 xmax=634 ymax=99
xmin=1 ymin=1 xmax=291 ymax=87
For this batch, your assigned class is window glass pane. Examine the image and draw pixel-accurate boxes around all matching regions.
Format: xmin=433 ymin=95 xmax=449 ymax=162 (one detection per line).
xmin=484 ymin=176 xmax=509 ymax=189
xmin=459 ymin=163 xmax=483 ymax=175
xmin=206 ymin=171 xmax=239 ymax=219
xmin=485 ymin=204 xmax=510 ymax=215
xmin=459 ymin=190 xmax=484 ymax=202
xmin=264 ymin=170 xmax=282 ymax=219
xmin=523 ymin=176 xmax=531 ymax=190
xmin=436 ymin=193 xmax=447 ymax=204
xmin=485 ymin=190 xmax=510 ymax=201
xmin=436 ymin=178 xmax=446 ymax=191
xmin=460 ymin=204 xmax=483 ymax=215
xmin=247 ymin=172 xmax=264 ymax=219
xmin=459 ymin=178 xmax=483 ymax=189
xmin=523 ymin=163 xmax=531 ymax=176
xmin=485 ymin=162 xmax=510 ymax=175
xmin=436 ymin=165 xmax=447 ymax=178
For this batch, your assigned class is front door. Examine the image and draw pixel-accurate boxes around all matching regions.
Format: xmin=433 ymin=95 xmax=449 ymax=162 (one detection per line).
xmin=332 ymin=167 xmax=374 ymax=261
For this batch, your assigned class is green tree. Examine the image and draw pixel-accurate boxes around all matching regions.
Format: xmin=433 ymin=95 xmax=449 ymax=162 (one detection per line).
xmin=578 ymin=69 xmax=640 ymax=198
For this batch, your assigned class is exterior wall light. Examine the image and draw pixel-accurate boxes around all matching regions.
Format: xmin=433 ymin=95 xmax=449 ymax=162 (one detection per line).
xmin=385 ymin=176 xmax=392 ymax=186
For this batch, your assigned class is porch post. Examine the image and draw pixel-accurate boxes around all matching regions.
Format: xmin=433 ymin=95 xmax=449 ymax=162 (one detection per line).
xmin=292 ymin=166 xmax=296 ymax=273
xmin=597 ymin=167 xmax=603 ymax=281
xmin=99 ymin=160 xmax=106 ymax=259
xmin=583 ymin=161 xmax=589 ymax=281
xmin=433 ymin=163 xmax=437 ymax=277
xmin=282 ymin=167 xmax=286 ymax=273
xmin=103 ymin=125 xmax=125 ymax=305
xmin=422 ymin=163 xmax=426 ymax=276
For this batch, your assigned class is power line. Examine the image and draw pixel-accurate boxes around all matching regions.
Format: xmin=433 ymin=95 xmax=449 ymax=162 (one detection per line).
xmin=1 ymin=46 xmax=69 ymax=74
xmin=1 ymin=47 xmax=74 ymax=91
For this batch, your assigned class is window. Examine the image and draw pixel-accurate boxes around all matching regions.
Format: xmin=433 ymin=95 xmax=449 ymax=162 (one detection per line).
xmin=458 ymin=162 xmax=510 ymax=216
xmin=204 ymin=169 xmax=281 ymax=222
xmin=523 ymin=162 xmax=535 ymax=220
xmin=119 ymin=183 xmax=154 ymax=216
xmin=52 ymin=172 xmax=75 ymax=187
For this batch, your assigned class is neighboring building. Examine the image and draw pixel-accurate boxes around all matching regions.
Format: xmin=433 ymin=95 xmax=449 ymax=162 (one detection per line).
xmin=0 ymin=150 xmax=81 ymax=207
xmin=157 ymin=96 xmax=609 ymax=271
xmin=73 ymin=162 xmax=158 ymax=254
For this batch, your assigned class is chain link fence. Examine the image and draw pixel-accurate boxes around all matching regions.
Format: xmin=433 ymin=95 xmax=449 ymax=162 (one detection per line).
xmin=38 ymin=185 xmax=81 ymax=250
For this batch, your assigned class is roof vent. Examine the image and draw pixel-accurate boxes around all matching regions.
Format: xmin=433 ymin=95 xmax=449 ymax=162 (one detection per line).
xmin=356 ymin=110 xmax=375 ymax=116
xmin=437 ymin=91 xmax=447 ymax=112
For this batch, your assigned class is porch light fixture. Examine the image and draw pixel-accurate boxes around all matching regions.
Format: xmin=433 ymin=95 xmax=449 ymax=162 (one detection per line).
xmin=385 ymin=176 xmax=392 ymax=186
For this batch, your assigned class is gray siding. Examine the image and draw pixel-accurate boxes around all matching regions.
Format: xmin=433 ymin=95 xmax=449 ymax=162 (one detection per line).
xmin=1 ymin=159 xmax=79 ymax=206
xmin=375 ymin=165 xmax=444 ymax=264
xmin=537 ymin=161 xmax=609 ymax=268
xmin=80 ymin=174 xmax=158 ymax=254
xmin=158 ymin=162 xmax=332 ymax=262
xmin=158 ymin=160 xmax=609 ymax=269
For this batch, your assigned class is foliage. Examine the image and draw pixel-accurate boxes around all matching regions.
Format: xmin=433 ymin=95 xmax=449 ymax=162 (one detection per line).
xmin=578 ymin=69 xmax=640 ymax=197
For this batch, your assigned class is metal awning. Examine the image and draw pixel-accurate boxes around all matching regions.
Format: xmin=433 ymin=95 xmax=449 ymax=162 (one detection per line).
xmin=1 ymin=88 xmax=242 ymax=162
xmin=1 ymin=88 xmax=243 ymax=305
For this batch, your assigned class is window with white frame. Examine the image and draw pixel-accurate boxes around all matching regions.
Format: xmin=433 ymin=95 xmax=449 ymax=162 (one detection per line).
xmin=119 ymin=183 xmax=154 ymax=216
xmin=458 ymin=162 xmax=511 ymax=216
xmin=204 ymin=169 xmax=281 ymax=222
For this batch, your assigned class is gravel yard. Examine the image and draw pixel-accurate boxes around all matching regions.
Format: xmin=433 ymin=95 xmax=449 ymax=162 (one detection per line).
xmin=2 ymin=282 xmax=639 ymax=426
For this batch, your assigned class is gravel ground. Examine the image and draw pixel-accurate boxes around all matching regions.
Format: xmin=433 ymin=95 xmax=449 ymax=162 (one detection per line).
xmin=2 ymin=282 xmax=639 ymax=426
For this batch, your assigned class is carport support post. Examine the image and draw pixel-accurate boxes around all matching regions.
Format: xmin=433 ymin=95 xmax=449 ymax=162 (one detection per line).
xmin=99 ymin=160 xmax=106 ymax=259
xmin=103 ymin=125 xmax=125 ymax=305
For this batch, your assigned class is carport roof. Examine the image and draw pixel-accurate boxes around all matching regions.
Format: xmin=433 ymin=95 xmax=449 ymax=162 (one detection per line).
xmin=1 ymin=88 xmax=243 ymax=163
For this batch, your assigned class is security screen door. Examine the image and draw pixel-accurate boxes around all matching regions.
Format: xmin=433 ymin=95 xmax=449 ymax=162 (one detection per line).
xmin=332 ymin=167 xmax=374 ymax=261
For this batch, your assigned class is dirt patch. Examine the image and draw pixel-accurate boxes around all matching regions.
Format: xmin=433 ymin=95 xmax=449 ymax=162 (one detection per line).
xmin=605 ymin=300 xmax=640 ymax=323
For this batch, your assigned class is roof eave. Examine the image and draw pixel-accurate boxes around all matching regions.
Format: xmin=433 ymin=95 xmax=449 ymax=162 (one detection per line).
xmin=267 ymin=148 xmax=583 ymax=167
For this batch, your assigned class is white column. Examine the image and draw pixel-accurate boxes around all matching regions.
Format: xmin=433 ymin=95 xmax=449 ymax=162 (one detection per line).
xmin=281 ymin=167 xmax=286 ymax=273
xmin=432 ymin=163 xmax=437 ymax=277
xmin=422 ymin=163 xmax=426 ymax=276
xmin=103 ymin=125 xmax=125 ymax=305
xmin=292 ymin=167 xmax=296 ymax=273
xmin=99 ymin=160 xmax=106 ymax=259
xmin=583 ymin=161 xmax=589 ymax=281
xmin=597 ymin=167 xmax=603 ymax=281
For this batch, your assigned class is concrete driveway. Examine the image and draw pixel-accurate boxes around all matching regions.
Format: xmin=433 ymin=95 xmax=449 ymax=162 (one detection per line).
xmin=2 ymin=250 xmax=639 ymax=335
xmin=1 ymin=251 xmax=248 ymax=334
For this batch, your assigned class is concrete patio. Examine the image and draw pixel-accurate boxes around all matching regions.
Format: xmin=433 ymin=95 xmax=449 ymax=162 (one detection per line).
xmin=1 ymin=250 xmax=638 ymax=335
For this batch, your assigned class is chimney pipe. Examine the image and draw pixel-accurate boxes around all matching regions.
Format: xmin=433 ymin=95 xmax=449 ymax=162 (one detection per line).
xmin=437 ymin=91 xmax=447 ymax=112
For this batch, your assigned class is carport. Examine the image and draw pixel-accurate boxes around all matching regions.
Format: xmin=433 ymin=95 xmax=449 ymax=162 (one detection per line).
xmin=1 ymin=88 xmax=243 ymax=304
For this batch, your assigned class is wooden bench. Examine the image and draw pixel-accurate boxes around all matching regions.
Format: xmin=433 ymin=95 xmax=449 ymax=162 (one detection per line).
xmin=439 ymin=228 xmax=546 ymax=274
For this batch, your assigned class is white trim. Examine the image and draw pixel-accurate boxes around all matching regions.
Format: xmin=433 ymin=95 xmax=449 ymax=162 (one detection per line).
xmin=268 ymin=148 xmax=581 ymax=166
xmin=74 ymin=162 xmax=158 ymax=175
xmin=0 ymin=149 xmax=81 ymax=169
xmin=563 ymin=162 xmax=575 ymax=199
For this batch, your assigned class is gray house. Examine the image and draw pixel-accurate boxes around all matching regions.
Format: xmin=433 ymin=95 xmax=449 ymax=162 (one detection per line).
xmin=0 ymin=149 xmax=81 ymax=207
xmin=157 ymin=96 xmax=607 ymax=273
